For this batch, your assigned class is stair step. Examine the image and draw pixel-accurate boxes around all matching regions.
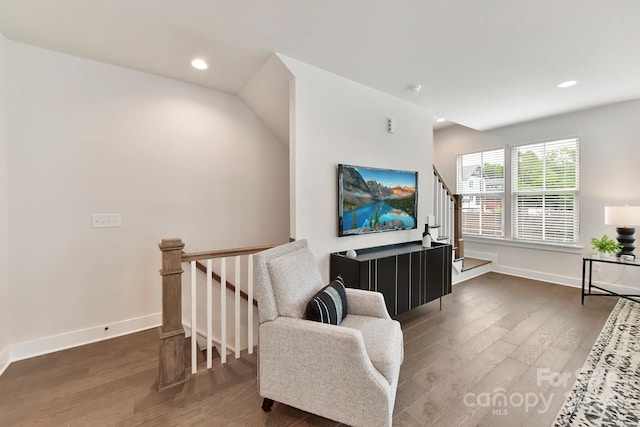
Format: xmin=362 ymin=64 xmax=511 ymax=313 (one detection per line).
xmin=184 ymin=337 xmax=207 ymax=365
xmin=201 ymin=345 xmax=221 ymax=362
xmin=461 ymin=257 xmax=491 ymax=272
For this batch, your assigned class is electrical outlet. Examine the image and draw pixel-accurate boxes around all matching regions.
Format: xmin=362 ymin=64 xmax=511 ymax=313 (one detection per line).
xmin=91 ymin=213 xmax=121 ymax=228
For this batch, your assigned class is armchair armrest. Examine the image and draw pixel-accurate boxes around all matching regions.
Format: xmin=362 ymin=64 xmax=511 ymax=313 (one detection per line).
xmin=345 ymin=288 xmax=391 ymax=319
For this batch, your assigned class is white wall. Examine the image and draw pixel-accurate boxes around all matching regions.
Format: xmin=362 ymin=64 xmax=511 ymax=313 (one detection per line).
xmin=280 ymin=55 xmax=434 ymax=280
xmin=434 ymin=100 xmax=640 ymax=289
xmin=5 ymin=40 xmax=289 ymax=358
xmin=239 ymin=54 xmax=292 ymax=146
xmin=0 ymin=34 xmax=10 ymax=373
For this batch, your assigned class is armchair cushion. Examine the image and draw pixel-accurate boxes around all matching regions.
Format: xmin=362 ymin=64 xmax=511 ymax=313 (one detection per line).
xmin=268 ymin=244 xmax=324 ymax=318
xmin=306 ymin=276 xmax=348 ymax=325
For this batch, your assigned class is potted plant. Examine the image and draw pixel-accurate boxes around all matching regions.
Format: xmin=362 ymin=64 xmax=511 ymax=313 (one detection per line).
xmin=590 ymin=235 xmax=622 ymax=258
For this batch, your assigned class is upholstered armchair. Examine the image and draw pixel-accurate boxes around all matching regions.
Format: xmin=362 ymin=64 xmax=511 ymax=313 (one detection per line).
xmin=253 ymin=240 xmax=404 ymax=427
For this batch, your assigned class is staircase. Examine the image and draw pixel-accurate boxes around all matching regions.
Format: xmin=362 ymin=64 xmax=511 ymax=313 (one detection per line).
xmin=433 ymin=166 xmax=491 ymax=283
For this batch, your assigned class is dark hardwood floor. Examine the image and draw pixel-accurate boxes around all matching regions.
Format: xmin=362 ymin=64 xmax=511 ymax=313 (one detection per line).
xmin=0 ymin=272 xmax=618 ymax=426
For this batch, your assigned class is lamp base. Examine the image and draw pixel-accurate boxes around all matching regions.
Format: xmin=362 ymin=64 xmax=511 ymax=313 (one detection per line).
xmin=615 ymin=226 xmax=636 ymax=257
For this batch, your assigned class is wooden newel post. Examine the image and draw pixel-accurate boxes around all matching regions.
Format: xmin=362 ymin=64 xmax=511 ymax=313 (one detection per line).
xmin=453 ymin=194 xmax=464 ymax=260
xmin=158 ymin=238 xmax=186 ymax=391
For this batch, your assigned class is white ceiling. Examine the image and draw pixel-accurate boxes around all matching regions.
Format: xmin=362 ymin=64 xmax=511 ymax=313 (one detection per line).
xmin=1 ymin=0 xmax=639 ymax=131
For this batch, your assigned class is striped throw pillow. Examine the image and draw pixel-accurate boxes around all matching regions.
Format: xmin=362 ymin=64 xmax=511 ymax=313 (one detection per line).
xmin=306 ymin=276 xmax=348 ymax=325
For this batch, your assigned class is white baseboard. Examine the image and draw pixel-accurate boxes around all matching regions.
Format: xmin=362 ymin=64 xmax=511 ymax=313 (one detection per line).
xmin=465 ymin=247 xmax=588 ymax=288
xmin=491 ymin=264 xmax=640 ymax=297
xmin=10 ymin=312 xmax=161 ymax=362
xmin=492 ymin=264 xmax=581 ymax=288
xmin=0 ymin=345 xmax=10 ymax=376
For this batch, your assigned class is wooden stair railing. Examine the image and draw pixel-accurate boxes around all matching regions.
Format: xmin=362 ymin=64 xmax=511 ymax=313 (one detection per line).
xmin=433 ymin=166 xmax=463 ymax=260
xmin=158 ymin=238 xmax=278 ymax=391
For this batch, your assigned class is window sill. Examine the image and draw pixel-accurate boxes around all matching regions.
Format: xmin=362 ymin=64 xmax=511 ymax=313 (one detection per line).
xmin=462 ymin=235 xmax=584 ymax=254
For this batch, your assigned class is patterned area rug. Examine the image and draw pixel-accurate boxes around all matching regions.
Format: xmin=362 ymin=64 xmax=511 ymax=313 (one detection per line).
xmin=554 ymin=298 xmax=640 ymax=426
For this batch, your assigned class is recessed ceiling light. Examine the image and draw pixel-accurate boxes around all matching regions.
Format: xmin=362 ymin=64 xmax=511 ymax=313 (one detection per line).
xmin=557 ymin=80 xmax=578 ymax=88
xmin=191 ymin=58 xmax=208 ymax=70
xmin=436 ymin=117 xmax=446 ymax=123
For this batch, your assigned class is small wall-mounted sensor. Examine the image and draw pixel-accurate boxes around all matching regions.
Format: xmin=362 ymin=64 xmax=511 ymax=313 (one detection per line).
xmin=387 ymin=118 xmax=397 ymax=134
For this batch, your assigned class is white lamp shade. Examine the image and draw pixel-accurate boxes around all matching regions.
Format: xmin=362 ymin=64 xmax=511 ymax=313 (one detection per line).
xmin=604 ymin=206 xmax=640 ymax=227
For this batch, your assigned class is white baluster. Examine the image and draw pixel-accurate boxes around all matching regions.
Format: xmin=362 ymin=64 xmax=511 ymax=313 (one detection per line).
xmin=444 ymin=194 xmax=449 ymax=241
xmin=190 ymin=261 xmax=197 ymax=374
xmin=431 ymin=176 xmax=442 ymax=231
xmin=206 ymin=258 xmax=213 ymax=370
xmin=440 ymin=189 xmax=445 ymax=238
xmin=434 ymin=186 xmax=442 ymax=231
xmin=447 ymin=198 xmax=451 ymax=243
xmin=220 ymin=257 xmax=227 ymax=364
xmin=235 ymin=255 xmax=241 ymax=359
xmin=248 ymin=255 xmax=253 ymax=354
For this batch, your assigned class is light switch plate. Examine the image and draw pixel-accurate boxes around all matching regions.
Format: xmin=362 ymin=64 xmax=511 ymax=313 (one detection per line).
xmin=92 ymin=213 xmax=121 ymax=228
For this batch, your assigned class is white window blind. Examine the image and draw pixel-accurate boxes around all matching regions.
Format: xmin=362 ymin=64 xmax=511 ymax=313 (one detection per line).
xmin=511 ymin=138 xmax=579 ymax=243
xmin=457 ymin=149 xmax=505 ymax=237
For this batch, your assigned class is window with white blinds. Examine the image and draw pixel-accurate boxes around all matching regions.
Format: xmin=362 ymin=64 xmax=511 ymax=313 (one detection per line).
xmin=456 ymin=149 xmax=505 ymax=237
xmin=511 ymin=138 xmax=579 ymax=243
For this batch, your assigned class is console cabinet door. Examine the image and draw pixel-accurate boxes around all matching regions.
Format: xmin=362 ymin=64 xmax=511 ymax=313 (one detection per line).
xmin=443 ymin=246 xmax=452 ymax=296
xmin=425 ymin=245 xmax=444 ymax=303
xmin=375 ymin=256 xmax=397 ymax=317
xmin=396 ymin=254 xmax=410 ymax=314
xmin=330 ymin=255 xmax=369 ymax=290
xmin=410 ymin=252 xmax=422 ymax=309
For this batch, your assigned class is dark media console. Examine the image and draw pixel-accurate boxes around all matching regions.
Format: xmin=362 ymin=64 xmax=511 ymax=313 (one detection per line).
xmin=330 ymin=241 xmax=452 ymax=317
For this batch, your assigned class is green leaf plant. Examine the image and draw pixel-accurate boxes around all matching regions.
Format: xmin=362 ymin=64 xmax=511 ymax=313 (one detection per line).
xmin=590 ymin=235 xmax=622 ymax=254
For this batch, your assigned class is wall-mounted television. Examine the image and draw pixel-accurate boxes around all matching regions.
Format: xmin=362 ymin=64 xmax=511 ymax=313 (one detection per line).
xmin=338 ymin=164 xmax=418 ymax=237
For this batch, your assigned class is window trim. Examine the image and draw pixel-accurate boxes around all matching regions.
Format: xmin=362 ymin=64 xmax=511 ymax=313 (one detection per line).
xmin=456 ymin=136 xmax=580 ymax=248
xmin=510 ymin=137 xmax=579 ymax=244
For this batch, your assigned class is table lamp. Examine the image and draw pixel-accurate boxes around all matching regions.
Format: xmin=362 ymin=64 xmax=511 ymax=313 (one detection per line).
xmin=604 ymin=205 xmax=640 ymax=257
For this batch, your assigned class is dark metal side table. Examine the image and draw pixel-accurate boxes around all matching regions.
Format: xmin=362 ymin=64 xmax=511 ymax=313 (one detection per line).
xmin=582 ymin=254 xmax=640 ymax=304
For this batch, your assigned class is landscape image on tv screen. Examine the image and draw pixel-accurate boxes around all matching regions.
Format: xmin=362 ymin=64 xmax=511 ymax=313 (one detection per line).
xmin=338 ymin=164 xmax=418 ymax=236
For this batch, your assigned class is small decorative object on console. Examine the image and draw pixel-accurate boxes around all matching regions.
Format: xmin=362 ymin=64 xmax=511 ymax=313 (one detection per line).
xmin=422 ymin=224 xmax=432 ymax=248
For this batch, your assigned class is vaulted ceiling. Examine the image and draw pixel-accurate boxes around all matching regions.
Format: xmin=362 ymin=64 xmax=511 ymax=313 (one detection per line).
xmin=1 ymin=0 xmax=639 ymax=130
